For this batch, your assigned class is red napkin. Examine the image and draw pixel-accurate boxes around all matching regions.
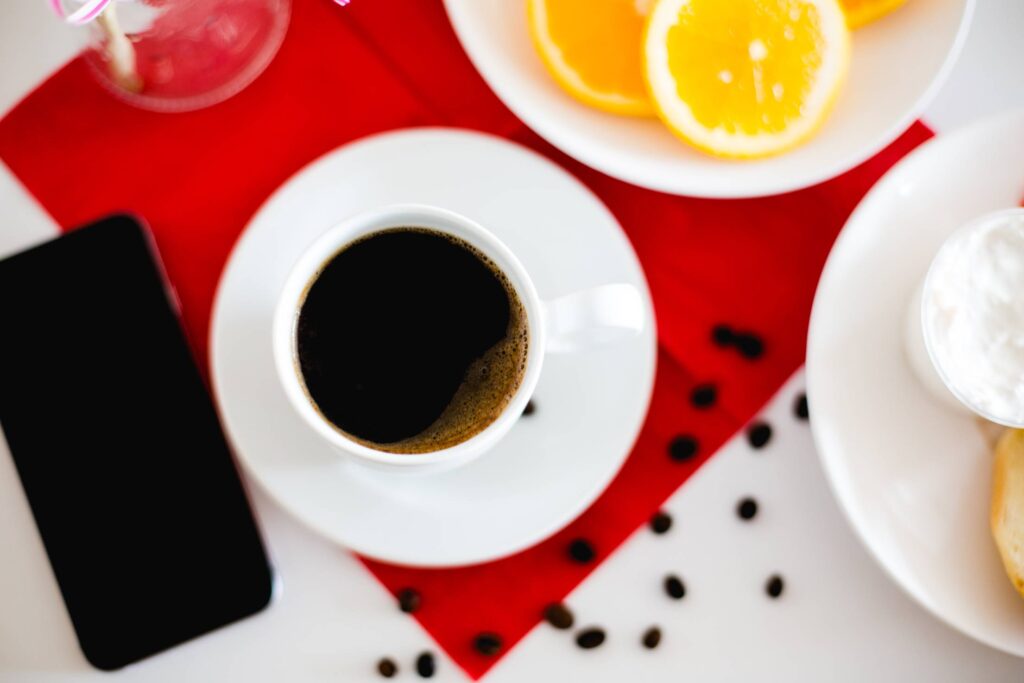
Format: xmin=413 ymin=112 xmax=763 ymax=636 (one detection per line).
xmin=0 ymin=0 xmax=931 ymax=677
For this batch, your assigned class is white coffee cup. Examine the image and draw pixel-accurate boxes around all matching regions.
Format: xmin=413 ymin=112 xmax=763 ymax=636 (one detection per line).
xmin=272 ymin=204 xmax=645 ymax=473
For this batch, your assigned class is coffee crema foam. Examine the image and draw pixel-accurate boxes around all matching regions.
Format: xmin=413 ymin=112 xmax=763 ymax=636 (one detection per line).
xmin=294 ymin=227 xmax=529 ymax=454
xmin=375 ymin=304 xmax=528 ymax=454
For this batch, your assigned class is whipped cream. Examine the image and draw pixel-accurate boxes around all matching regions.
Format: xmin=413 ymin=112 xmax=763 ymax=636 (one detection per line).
xmin=923 ymin=209 xmax=1024 ymax=426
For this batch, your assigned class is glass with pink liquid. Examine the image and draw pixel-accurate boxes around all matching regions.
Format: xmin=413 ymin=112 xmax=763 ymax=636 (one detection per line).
xmin=83 ymin=0 xmax=291 ymax=112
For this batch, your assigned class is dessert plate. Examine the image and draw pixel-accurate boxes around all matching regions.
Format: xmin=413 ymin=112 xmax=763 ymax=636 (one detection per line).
xmin=210 ymin=128 xmax=657 ymax=567
xmin=443 ymin=0 xmax=972 ymax=198
xmin=808 ymin=109 xmax=1024 ymax=656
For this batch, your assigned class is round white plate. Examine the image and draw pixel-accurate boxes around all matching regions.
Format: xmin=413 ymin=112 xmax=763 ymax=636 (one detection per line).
xmin=443 ymin=0 xmax=972 ymax=199
xmin=808 ymin=109 xmax=1024 ymax=656
xmin=210 ymin=128 xmax=657 ymax=567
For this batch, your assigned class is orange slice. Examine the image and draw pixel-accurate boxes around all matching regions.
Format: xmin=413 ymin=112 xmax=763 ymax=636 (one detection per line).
xmin=527 ymin=0 xmax=654 ymax=116
xmin=840 ymin=0 xmax=907 ymax=28
xmin=644 ymin=0 xmax=850 ymax=158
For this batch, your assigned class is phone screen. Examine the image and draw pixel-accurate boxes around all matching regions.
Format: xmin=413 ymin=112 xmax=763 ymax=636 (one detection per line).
xmin=0 ymin=216 xmax=273 ymax=670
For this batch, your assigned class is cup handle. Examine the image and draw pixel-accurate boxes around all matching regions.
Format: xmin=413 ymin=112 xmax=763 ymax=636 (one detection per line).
xmin=543 ymin=283 xmax=645 ymax=353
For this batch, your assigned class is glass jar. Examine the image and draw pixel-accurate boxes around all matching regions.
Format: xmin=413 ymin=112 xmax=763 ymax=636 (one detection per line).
xmin=82 ymin=0 xmax=291 ymax=112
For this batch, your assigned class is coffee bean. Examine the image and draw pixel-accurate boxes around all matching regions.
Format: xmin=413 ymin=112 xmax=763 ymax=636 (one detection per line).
xmin=649 ymin=510 xmax=673 ymax=535
xmin=576 ymin=627 xmax=606 ymax=649
xmin=415 ymin=651 xmax=436 ymax=678
xmin=711 ymin=324 xmax=734 ymax=347
xmin=766 ymin=575 xmax=784 ymax=599
xmin=568 ymin=538 xmax=596 ymax=564
xmin=794 ymin=393 xmax=809 ymax=420
xmin=691 ymin=384 xmax=717 ymax=409
xmin=523 ymin=400 xmax=536 ymax=416
xmin=641 ymin=626 xmax=662 ymax=649
xmin=746 ymin=422 xmax=772 ymax=449
xmin=664 ymin=574 xmax=686 ymax=600
xmin=543 ymin=603 xmax=575 ymax=630
xmin=473 ymin=632 xmax=502 ymax=657
xmin=377 ymin=658 xmax=398 ymax=678
xmin=737 ymin=497 xmax=758 ymax=521
xmin=668 ymin=435 xmax=699 ymax=462
xmin=736 ymin=333 xmax=765 ymax=360
xmin=397 ymin=587 xmax=421 ymax=613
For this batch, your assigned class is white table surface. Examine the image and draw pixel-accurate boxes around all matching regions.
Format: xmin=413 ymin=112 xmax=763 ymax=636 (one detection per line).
xmin=2 ymin=2 xmax=1024 ymax=681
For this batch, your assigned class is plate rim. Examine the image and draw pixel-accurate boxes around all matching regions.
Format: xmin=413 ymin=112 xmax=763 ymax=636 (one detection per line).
xmin=442 ymin=0 xmax=975 ymax=199
xmin=207 ymin=126 xmax=658 ymax=567
xmin=807 ymin=107 xmax=1024 ymax=657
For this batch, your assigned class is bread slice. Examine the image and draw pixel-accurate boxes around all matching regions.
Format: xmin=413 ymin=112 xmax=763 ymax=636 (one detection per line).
xmin=992 ymin=429 xmax=1024 ymax=598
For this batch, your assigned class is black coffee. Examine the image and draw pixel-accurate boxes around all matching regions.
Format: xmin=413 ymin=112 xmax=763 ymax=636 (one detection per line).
xmin=295 ymin=228 xmax=528 ymax=454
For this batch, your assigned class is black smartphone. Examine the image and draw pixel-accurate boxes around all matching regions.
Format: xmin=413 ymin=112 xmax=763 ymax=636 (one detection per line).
xmin=0 ymin=216 xmax=273 ymax=670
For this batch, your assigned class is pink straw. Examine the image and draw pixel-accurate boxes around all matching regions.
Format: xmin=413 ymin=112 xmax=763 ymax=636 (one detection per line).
xmin=50 ymin=0 xmax=112 ymax=25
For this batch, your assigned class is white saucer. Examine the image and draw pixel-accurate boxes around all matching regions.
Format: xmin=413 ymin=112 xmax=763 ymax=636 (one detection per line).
xmin=210 ymin=128 xmax=656 ymax=567
xmin=443 ymin=0 xmax=972 ymax=198
xmin=808 ymin=109 xmax=1024 ymax=656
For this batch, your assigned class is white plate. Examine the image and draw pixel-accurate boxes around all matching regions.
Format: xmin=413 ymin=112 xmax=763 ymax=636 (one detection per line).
xmin=808 ymin=109 xmax=1024 ymax=656
xmin=209 ymin=128 xmax=657 ymax=567
xmin=442 ymin=0 xmax=973 ymax=199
